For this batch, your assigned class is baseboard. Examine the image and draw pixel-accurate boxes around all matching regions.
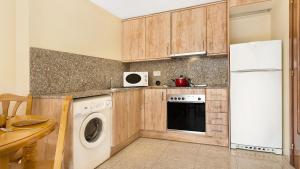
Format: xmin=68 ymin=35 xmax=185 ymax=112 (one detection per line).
xmin=110 ymin=132 xmax=140 ymax=156
xmin=140 ymin=130 xmax=228 ymax=147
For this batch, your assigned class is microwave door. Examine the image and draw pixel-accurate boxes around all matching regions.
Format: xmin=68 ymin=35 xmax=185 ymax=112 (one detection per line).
xmin=123 ymin=72 xmax=148 ymax=87
xmin=126 ymin=74 xmax=142 ymax=84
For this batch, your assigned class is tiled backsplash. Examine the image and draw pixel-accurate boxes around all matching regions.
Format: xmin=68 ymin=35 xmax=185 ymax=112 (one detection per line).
xmin=130 ymin=57 xmax=228 ymax=87
xmin=30 ymin=48 xmax=129 ymax=95
xmin=30 ymin=48 xmax=228 ymax=95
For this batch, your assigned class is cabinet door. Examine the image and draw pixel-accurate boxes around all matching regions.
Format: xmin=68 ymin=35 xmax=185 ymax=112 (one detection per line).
xmin=230 ymin=0 xmax=268 ymax=7
xmin=112 ymin=91 xmax=129 ymax=146
xmin=207 ymin=3 xmax=228 ymax=55
xmin=144 ymin=89 xmax=166 ymax=132
xmin=146 ymin=12 xmax=171 ymax=59
xmin=128 ymin=89 xmax=143 ymax=136
xmin=122 ymin=18 xmax=145 ymax=61
xmin=171 ymin=7 xmax=206 ymax=55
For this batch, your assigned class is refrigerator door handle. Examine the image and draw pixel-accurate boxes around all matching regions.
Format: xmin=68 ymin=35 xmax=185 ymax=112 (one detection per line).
xmin=231 ymin=69 xmax=281 ymax=73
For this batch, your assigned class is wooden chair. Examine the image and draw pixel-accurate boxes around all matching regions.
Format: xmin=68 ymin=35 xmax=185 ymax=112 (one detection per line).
xmin=10 ymin=96 xmax=72 ymax=169
xmin=0 ymin=94 xmax=33 ymax=162
xmin=0 ymin=93 xmax=33 ymax=118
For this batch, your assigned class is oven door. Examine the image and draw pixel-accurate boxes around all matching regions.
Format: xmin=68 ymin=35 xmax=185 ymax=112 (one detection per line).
xmin=167 ymin=102 xmax=205 ymax=132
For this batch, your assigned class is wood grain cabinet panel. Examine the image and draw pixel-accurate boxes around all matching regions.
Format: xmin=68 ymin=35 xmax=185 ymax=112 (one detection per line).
xmin=122 ymin=18 xmax=145 ymax=61
xmin=230 ymin=0 xmax=269 ymax=7
xmin=112 ymin=91 xmax=129 ymax=147
xmin=206 ymin=124 xmax=228 ymax=138
xmin=146 ymin=12 xmax=171 ymax=59
xmin=144 ymin=89 xmax=167 ymax=132
xmin=171 ymin=7 xmax=207 ymax=55
xmin=207 ymin=2 xmax=228 ymax=55
xmin=128 ymin=89 xmax=143 ymax=136
xmin=206 ymin=89 xmax=228 ymax=101
xmin=206 ymin=113 xmax=228 ymax=125
xmin=206 ymin=101 xmax=228 ymax=113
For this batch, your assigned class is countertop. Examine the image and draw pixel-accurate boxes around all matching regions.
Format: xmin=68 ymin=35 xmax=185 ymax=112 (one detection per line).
xmin=33 ymin=85 xmax=228 ymax=99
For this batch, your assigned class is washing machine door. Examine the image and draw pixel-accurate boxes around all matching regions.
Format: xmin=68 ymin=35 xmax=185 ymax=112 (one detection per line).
xmin=80 ymin=113 xmax=106 ymax=149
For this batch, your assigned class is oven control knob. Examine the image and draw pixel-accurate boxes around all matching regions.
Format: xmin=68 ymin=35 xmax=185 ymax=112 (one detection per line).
xmin=178 ymin=97 xmax=181 ymax=100
xmin=198 ymin=97 xmax=201 ymax=100
xmin=174 ymin=97 xmax=177 ymax=100
xmin=170 ymin=97 xmax=174 ymax=100
xmin=182 ymin=97 xmax=185 ymax=100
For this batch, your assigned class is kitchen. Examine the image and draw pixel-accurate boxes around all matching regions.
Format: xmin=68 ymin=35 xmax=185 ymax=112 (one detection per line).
xmin=0 ymin=0 xmax=299 ymax=169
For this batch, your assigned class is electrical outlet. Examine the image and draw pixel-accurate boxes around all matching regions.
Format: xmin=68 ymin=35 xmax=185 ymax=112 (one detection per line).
xmin=153 ymin=71 xmax=161 ymax=77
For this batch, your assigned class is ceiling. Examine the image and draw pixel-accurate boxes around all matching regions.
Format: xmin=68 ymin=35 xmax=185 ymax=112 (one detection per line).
xmin=90 ymin=0 xmax=220 ymax=19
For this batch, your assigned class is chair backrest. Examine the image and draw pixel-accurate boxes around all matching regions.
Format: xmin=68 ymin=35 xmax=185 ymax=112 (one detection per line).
xmin=53 ymin=96 xmax=72 ymax=169
xmin=0 ymin=93 xmax=33 ymax=117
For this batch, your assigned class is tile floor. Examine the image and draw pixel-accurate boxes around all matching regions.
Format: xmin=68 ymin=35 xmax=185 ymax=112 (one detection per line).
xmin=97 ymin=138 xmax=295 ymax=169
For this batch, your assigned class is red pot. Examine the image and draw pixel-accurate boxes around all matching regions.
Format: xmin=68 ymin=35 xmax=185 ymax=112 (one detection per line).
xmin=172 ymin=75 xmax=189 ymax=87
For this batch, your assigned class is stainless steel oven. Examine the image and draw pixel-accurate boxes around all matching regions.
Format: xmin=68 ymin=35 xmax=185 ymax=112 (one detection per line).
xmin=167 ymin=94 xmax=206 ymax=133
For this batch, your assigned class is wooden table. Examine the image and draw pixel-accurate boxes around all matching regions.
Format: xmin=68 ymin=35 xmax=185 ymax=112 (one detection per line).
xmin=0 ymin=115 xmax=56 ymax=169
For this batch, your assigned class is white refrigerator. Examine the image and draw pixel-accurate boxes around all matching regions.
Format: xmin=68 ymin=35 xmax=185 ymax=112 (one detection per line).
xmin=230 ymin=40 xmax=283 ymax=154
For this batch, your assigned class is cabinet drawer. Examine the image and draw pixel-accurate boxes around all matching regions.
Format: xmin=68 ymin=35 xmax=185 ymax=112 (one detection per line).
xmin=206 ymin=89 xmax=227 ymax=100
xmin=206 ymin=113 xmax=228 ymax=125
xmin=206 ymin=124 xmax=228 ymax=138
xmin=206 ymin=101 xmax=228 ymax=113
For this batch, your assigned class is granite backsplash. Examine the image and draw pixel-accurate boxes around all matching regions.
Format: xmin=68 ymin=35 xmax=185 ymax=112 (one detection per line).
xmin=30 ymin=48 xmax=228 ymax=95
xmin=30 ymin=48 xmax=129 ymax=95
xmin=130 ymin=57 xmax=228 ymax=87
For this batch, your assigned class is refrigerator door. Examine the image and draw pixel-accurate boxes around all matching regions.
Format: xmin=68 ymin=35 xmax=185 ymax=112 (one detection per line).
xmin=230 ymin=40 xmax=282 ymax=71
xmin=230 ymin=71 xmax=282 ymax=149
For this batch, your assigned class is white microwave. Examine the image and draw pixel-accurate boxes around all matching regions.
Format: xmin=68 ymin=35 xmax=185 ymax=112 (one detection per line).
xmin=123 ymin=72 xmax=148 ymax=87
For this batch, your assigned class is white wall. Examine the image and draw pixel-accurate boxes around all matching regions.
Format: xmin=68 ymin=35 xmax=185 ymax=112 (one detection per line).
xmin=16 ymin=0 xmax=30 ymax=95
xmin=29 ymin=0 xmax=122 ymax=60
xmin=0 ymin=0 xmax=16 ymax=93
xmin=230 ymin=12 xmax=271 ymax=44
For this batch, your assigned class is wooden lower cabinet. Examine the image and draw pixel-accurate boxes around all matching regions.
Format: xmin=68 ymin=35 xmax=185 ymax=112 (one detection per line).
xmin=140 ymin=88 xmax=229 ymax=147
xmin=128 ymin=89 xmax=144 ymax=137
xmin=206 ymin=113 xmax=228 ymax=125
xmin=205 ymin=88 xmax=229 ymax=144
xmin=144 ymin=89 xmax=167 ymax=132
xmin=112 ymin=89 xmax=144 ymax=148
xmin=112 ymin=91 xmax=129 ymax=147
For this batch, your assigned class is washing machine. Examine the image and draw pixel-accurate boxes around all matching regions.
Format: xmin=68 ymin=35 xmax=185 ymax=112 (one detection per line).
xmin=72 ymin=95 xmax=112 ymax=169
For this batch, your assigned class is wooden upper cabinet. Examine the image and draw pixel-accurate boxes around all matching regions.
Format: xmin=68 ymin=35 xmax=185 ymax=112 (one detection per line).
xmin=230 ymin=0 xmax=269 ymax=7
xmin=122 ymin=18 xmax=145 ymax=61
xmin=171 ymin=7 xmax=207 ymax=55
xmin=207 ymin=2 xmax=228 ymax=55
xmin=144 ymin=89 xmax=167 ymax=132
xmin=146 ymin=12 xmax=171 ymax=59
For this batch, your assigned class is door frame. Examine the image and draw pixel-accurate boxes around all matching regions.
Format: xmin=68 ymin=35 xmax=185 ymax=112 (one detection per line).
xmin=290 ymin=0 xmax=300 ymax=167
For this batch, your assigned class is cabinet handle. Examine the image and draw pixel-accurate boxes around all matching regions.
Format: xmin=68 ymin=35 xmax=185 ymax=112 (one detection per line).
xmin=203 ymin=40 xmax=205 ymax=51
xmin=161 ymin=92 xmax=164 ymax=101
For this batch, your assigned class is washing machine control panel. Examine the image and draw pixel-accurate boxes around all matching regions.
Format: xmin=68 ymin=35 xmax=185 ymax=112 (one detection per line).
xmin=73 ymin=97 xmax=112 ymax=117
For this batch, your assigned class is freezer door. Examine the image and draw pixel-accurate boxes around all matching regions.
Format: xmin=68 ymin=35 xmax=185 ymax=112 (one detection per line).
xmin=230 ymin=71 xmax=282 ymax=148
xmin=230 ymin=40 xmax=282 ymax=71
